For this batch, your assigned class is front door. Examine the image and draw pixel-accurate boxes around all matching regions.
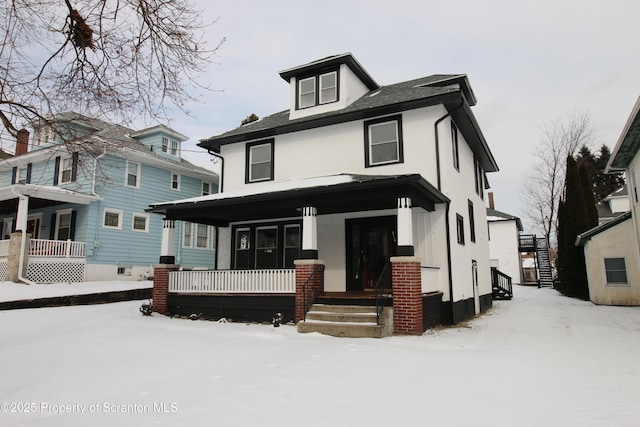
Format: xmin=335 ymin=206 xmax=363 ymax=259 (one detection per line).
xmin=346 ymin=216 xmax=396 ymax=291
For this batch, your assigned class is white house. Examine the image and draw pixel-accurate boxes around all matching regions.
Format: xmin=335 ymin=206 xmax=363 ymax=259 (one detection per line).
xmin=487 ymin=195 xmax=523 ymax=285
xmin=149 ymin=53 xmax=500 ymax=336
xmin=577 ymin=96 xmax=640 ymax=305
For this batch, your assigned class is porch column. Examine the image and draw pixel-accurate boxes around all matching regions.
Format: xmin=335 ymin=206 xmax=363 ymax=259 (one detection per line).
xmin=295 ymin=259 xmax=325 ymax=323
xmin=159 ymin=218 xmax=175 ymax=264
xmin=301 ymin=206 xmax=318 ymax=259
xmin=391 ymin=256 xmax=423 ymax=335
xmin=397 ymin=197 xmax=414 ymax=256
xmin=15 ymin=195 xmax=29 ymax=232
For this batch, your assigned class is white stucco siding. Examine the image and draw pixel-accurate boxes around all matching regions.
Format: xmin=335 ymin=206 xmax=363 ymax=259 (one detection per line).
xmin=488 ymin=220 xmax=522 ymax=284
xmin=584 ymin=218 xmax=640 ymax=305
xmin=219 ymin=105 xmax=447 ymax=191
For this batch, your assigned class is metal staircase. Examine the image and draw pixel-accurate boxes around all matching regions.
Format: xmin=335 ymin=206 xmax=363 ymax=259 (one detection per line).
xmin=535 ymin=237 xmax=554 ymax=288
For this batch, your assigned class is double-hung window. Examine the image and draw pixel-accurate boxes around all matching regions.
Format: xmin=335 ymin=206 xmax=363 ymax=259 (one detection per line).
xmin=468 ymin=201 xmax=476 ymax=243
xmin=297 ymin=70 xmax=338 ymax=109
xmin=162 ymin=137 xmax=169 ymax=153
xmin=126 ymin=161 xmax=140 ymax=188
xmin=171 ymin=173 xmax=180 ymax=190
xmin=60 ymin=157 xmax=74 ymax=183
xmin=246 ymin=140 xmax=274 ymax=183
xmin=364 ymin=115 xmax=403 ymax=167
xmin=171 ymin=140 xmax=179 ymax=156
xmin=55 ymin=209 xmax=73 ymax=240
xmin=456 ymin=214 xmax=465 ymax=245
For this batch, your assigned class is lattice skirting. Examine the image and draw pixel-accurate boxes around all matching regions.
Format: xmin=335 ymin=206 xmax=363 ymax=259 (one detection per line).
xmin=27 ymin=261 xmax=86 ymax=283
xmin=0 ymin=260 xmax=7 ymax=281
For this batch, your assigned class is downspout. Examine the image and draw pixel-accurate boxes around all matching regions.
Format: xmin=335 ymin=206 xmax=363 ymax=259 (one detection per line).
xmin=91 ymin=148 xmax=107 ymax=197
xmin=11 ymin=188 xmax=36 ymax=285
xmin=206 ymin=149 xmax=224 ymax=193
xmin=434 ymin=102 xmax=463 ymax=325
xmin=207 ymin=149 xmax=223 ymax=270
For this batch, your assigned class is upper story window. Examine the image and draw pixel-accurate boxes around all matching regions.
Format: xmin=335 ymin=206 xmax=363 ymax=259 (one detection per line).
xmin=126 ymin=161 xmax=140 ymax=188
xmin=468 ymin=200 xmax=476 ymax=243
xmin=456 ymin=213 xmax=465 ymax=245
xmin=162 ymin=137 xmax=179 ymax=156
xmin=35 ymin=126 xmax=56 ymax=146
xmin=297 ymin=70 xmax=338 ymax=109
xmin=246 ymin=139 xmax=274 ymax=183
xmin=171 ymin=173 xmax=181 ymax=190
xmin=17 ymin=167 xmax=27 ymax=184
xmin=171 ymin=140 xmax=179 ymax=156
xmin=474 ymin=157 xmax=484 ymax=199
xmin=452 ymin=121 xmax=460 ymax=171
xmin=202 ymin=182 xmax=211 ymax=196
xmin=364 ymin=115 xmax=403 ymax=167
xmin=54 ymin=153 xmax=77 ymax=185
xmin=103 ymin=208 xmax=123 ymax=230
xmin=162 ymin=137 xmax=168 ymax=153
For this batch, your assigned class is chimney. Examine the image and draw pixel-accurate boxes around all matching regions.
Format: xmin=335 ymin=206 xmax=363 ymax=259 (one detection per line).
xmin=16 ymin=128 xmax=29 ymax=155
xmin=488 ymin=192 xmax=495 ymax=209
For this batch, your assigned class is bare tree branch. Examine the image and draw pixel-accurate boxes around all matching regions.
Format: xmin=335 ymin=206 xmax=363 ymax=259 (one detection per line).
xmin=0 ymin=0 xmax=224 ymax=152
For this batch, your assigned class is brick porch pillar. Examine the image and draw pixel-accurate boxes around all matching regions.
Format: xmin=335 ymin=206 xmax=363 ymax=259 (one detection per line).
xmin=391 ymin=256 xmax=423 ymax=335
xmin=294 ymin=259 xmax=325 ymax=323
xmin=153 ymin=264 xmax=179 ymax=315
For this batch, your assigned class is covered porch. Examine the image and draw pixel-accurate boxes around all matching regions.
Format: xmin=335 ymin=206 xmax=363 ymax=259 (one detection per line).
xmin=149 ymin=174 xmax=450 ymax=335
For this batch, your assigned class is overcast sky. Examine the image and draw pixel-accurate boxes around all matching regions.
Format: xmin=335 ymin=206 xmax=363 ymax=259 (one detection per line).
xmin=176 ymin=0 xmax=640 ymax=233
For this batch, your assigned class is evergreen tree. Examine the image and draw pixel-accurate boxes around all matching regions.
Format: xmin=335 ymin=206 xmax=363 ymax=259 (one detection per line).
xmin=556 ymin=155 xmax=591 ymax=300
xmin=593 ymin=144 xmax=625 ymax=203
xmin=579 ymin=163 xmax=598 ymax=228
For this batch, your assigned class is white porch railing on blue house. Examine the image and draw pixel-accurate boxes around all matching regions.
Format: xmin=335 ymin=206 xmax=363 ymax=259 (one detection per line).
xmin=0 ymin=238 xmax=86 ymax=283
xmin=169 ymin=269 xmax=296 ymax=294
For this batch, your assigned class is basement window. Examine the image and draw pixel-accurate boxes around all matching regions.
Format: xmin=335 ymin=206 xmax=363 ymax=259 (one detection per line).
xmin=604 ymin=257 xmax=628 ymax=285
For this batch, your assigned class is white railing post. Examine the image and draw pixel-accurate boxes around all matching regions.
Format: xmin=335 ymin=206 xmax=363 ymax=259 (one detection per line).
xmin=66 ymin=239 xmax=71 ymax=258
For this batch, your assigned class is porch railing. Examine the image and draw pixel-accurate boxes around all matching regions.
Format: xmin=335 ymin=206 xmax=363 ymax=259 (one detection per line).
xmin=374 ymin=258 xmax=392 ymax=325
xmin=29 ymin=239 xmax=85 ymax=258
xmin=302 ymin=264 xmax=325 ymax=321
xmin=491 ymin=267 xmax=513 ymax=300
xmin=169 ymin=269 xmax=296 ymax=293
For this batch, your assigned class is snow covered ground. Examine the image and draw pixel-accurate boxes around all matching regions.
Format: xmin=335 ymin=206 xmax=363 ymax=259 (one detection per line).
xmin=1 ymin=284 xmax=639 ymax=427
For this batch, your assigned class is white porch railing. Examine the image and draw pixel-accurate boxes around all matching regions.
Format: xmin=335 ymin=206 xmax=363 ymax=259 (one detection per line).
xmin=169 ymin=269 xmax=296 ymax=294
xmin=29 ymin=239 xmax=85 ymax=258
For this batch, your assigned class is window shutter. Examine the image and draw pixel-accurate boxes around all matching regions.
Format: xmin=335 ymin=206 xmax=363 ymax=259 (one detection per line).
xmin=49 ymin=214 xmax=56 ymax=240
xmin=53 ymin=156 xmax=60 ymax=185
xmin=11 ymin=167 xmax=17 ymax=184
xmin=70 ymin=211 xmax=77 ymax=240
xmin=26 ymin=163 xmax=32 ymax=184
xmin=71 ymin=152 xmax=79 ymax=182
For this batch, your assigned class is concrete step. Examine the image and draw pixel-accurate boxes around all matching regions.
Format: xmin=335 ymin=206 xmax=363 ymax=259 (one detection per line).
xmin=305 ymin=310 xmax=377 ymax=323
xmin=298 ymin=305 xmax=392 ymax=338
xmin=297 ymin=319 xmax=385 ymax=338
xmin=308 ymin=303 xmax=376 ymax=314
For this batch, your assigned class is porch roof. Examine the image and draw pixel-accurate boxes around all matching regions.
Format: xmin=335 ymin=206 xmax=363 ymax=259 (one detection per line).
xmin=0 ymin=184 xmax=101 ymax=215
xmin=148 ymin=174 xmax=450 ymax=226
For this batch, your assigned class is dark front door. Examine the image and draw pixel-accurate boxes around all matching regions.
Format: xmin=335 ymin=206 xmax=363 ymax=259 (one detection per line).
xmin=346 ymin=216 xmax=396 ymax=291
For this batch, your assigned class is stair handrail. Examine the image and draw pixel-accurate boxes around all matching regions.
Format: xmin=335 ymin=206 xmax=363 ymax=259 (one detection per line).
xmin=374 ymin=258 xmax=392 ymax=325
xmin=302 ymin=264 xmax=325 ymax=322
xmin=491 ymin=267 xmax=513 ymax=298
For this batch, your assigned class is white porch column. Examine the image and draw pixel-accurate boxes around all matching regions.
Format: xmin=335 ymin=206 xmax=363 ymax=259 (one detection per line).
xmin=15 ymin=195 xmax=29 ymax=232
xmin=397 ymin=197 xmax=414 ymax=256
xmin=159 ymin=218 xmax=176 ymax=264
xmin=301 ymin=206 xmax=318 ymax=259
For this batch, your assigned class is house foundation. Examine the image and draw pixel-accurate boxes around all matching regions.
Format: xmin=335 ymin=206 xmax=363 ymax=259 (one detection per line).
xmin=391 ymin=256 xmax=423 ymax=335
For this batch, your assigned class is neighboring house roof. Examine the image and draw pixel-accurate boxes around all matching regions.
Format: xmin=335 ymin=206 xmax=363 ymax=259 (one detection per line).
xmin=606 ymin=185 xmax=628 ymax=198
xmin=0 ymin=149 xmax=13 ymax=160
xmin=4 ymin=112 xmax=217 ymax=181
xmin=148 ymin=173 xmax=450 ymax=227
xmin=575 ymin=211 xmax=632 ymax=246
xmin=0 ymin=184 xmax=101 ymax=214
xmin=486 ymin=207 xmax=523 ymax=231
xmin=607 ymin=96 xmax=640 ymax=171
xmin=596 ymin=202 xmax=615 ymax=221
xmin=199 ymin=63 xmax=497 ymax=173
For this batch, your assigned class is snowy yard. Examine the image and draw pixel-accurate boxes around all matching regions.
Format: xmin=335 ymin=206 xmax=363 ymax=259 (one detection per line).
xmin=1 ymin=284 xmax=639 ymax=427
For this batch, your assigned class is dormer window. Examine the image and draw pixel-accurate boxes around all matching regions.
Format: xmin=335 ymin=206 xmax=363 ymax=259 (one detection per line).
xmin=297 ymin=70 xmax=338 ymax=109
xmin=161 ymin=137 xmax=179 ymax=156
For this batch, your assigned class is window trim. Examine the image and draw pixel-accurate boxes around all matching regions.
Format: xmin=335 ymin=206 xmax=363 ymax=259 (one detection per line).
xmin=162 ymin=137 xmax=169 ymax=153
xmin=171 ymin=172 xmax=181 ymax=190
xmin=604 ymin=257 xmax=629 ymax=286
xmin=132 ymin=213 xmax=150 ymax=233
xmin=245 ymin=139 xmax=275 ymax=183
xmin=456 ymin=213 xmax=465 ymax=245
xmin=296 ymin=69 xmax=340 ymax=110
xmin=452 ymin=121 xmax=460 ymax=171
xmin=364 ymin=115 xmax=404 ymax=168
xmin=182 ymin=221 xmax=215 ymax=250
xmin=125 ymin=160 xmax=140 ymax=189
xmin=54 ymin=208 xmax=73 ymax=240
xmin=103 ymin=208 xmax=123 ymax=230
xmin=468 ymin=201 xmax=476 ymax=243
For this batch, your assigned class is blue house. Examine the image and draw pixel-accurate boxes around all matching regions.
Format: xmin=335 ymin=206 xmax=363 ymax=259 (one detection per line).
xmin=0 ymin=113 xmax=218 ymax=283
